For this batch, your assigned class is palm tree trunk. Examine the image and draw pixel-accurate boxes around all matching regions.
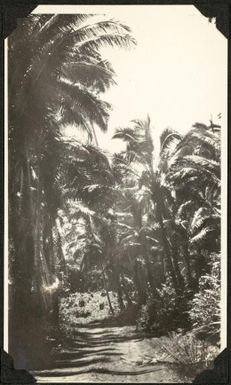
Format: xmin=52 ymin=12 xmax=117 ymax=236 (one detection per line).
xmin=43 ymin=216 xmax=53 ymax=272
xmin=18 ymin=167 xmax=24 ymax=215
xmin=143 ymin=253 xmax=154 ymax=290
xmin=182 ymin=243 xmax=193 ymax=289
xmin=120 ymin=271 xmax=133 ymax=305
xmin=113 ymin=263 xmax=125 ymax=310
xmin=57 ymin=229 xmax=66 ymax=273
xmin=34 ymin=166 xmax=42 ymax=294
xmin=9 ymin=146 xmax=36 ymax=368
xmin=170 ymin=233 xmax=185 ymax=290
xmin=100 ymin=260 xmax=114 ymax=315
xmin=117 ymin=280 xmax=125 ymax=310
xmin=155 ymin=194 xmax=180 ymax=294
xmin=134 ymin=259 xmax=146 ymax=304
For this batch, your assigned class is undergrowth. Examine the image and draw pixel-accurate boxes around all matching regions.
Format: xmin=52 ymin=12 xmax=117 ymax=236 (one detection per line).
xmin=156 ymin=331 xmax=220 ymax=379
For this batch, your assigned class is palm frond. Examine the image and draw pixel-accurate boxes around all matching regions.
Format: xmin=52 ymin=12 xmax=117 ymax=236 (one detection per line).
xmin=190 ymin=207 xmax=206 ymax=231
xmin=67 ymin=200 xmax=96 ymax=219
xmin=190 ymin=226 xmax=214 ymax=244
xmin=192 ymin=122 xmax=209 ymax=130
xmin=160 ymin=128 xmax=182 ymax=154
xmin=184 ymin=155 xmax=220 ymax=176
xmin=69 ymin=19 xmax=133 ymax=44
xmin=170 ymin=158 xmax=220 ymax=188
xmin=75 ymin=33 xmax=136 ymax=52
xmin=175 ymin=126 xmax=220 ymax=157
xmin=112 ymin=128 xmax=140 ymax=142
xmin=58 ymin=80 xmax=111 ymax=131
xmin=61 ymin=60 xmax=115 ymax=91
xmin=176 ymin=200 xmax=193 ymax=219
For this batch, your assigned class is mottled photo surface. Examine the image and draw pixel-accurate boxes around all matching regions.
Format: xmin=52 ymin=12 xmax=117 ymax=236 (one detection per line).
xmin=5 ymin=5 xmax=227 ymax=383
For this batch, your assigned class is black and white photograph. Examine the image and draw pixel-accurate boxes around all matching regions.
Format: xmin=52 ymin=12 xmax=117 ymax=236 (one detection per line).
xmin=4 ymin=4 xmax=228 ymax=383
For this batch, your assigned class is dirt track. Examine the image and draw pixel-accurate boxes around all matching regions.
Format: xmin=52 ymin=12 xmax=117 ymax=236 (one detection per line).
xmin=32 ymin=324 xmax=193 ymax=383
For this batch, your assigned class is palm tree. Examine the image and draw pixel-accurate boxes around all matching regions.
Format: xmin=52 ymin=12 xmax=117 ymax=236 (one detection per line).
xmin=60 ymin=139 xmax=127 ymax=312
xmin=167 ymin=121 xmax=221 ymax=288
xmin=9 ymin=14 xmax=135 ymax=144
xmin=8 ymin=13 xmax=135 ymax=368
xmin=112 ymin=117 xmax=183 ymax=294
xmin=112 ymin=118 xmax=221 ymax=297
xmin=60 ymin=198 xmax=116 ymax=315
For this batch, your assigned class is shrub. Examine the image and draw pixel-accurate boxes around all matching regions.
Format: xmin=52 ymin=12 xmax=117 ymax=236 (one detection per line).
xmin=188 ymin=253 xmax=220 ymax=343
xmin=59 ymin=290 xmax=122 ymax=327
xmin=157 ymin=331 xmax=219 ymax=379
xmin=136 ymin=276 xmax=191 ymax=334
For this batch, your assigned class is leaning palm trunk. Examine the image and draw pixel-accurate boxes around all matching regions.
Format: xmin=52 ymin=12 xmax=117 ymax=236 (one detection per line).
xmin=33 ymin=166 xmax=51 ymax=306
xmin=33 ymin=164 xmax=59 ymax=321
xmin=99 ymin=259 xmax=115 ymax=315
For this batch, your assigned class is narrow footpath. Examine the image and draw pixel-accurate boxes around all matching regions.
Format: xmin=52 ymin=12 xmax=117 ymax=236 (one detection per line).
xmin=32 ymin=324 xmax=189 ymax=383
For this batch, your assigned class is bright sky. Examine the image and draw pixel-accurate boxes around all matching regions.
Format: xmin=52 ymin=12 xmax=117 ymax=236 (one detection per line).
xmin=34 ymin=5 xmax=227 ymax=153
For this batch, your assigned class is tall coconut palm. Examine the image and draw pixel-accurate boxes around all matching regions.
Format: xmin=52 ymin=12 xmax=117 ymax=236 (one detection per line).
xmin=167 ymin=122 xmax=221 ymax=288
xmin=112 ymin=117 xmax=183 ymax=294
xmin=9 ymin=14 xmax=135 ymax=143
xmin=8 ymin=13 xmax=135 ymax=368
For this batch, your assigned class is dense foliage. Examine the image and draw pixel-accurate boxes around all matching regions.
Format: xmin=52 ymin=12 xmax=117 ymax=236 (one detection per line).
xmin=8 ymin=13 xmax=221 ymax=372
xmin=58 ymin=116 xmax=221 ymax=347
